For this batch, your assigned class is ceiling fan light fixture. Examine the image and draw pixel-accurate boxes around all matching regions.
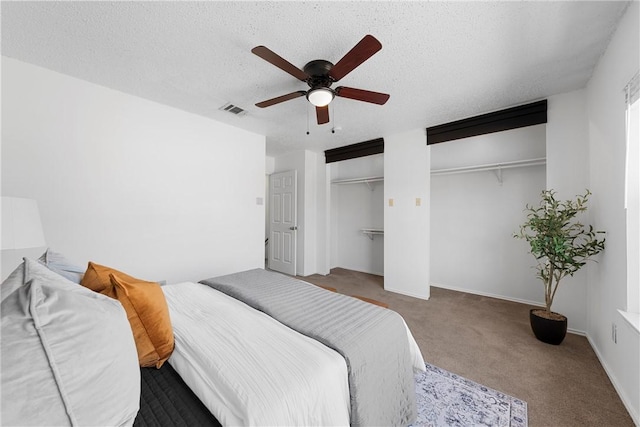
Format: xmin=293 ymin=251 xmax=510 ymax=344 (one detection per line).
xmin=307 ymin=87 xmax=335 ymax=107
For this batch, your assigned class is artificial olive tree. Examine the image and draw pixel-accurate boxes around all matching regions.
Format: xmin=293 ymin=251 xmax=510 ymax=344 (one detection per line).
xmin=514 ymin=189 xmax=606 ymax=316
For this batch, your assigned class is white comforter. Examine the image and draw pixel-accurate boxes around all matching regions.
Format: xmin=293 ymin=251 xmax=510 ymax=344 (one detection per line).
xmin=163 ymin=282 xmax=351 ymax=426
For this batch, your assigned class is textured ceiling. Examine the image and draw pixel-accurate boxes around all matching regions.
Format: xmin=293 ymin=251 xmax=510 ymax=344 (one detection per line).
xmin=1 ymin=1 xmax=630 ymax=157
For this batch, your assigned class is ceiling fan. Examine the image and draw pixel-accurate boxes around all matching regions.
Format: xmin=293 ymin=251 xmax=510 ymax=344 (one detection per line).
xmin=252 ymin=35 xmax=390 ymax=125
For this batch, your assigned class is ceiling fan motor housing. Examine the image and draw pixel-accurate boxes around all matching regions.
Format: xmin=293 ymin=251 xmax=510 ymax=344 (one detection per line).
xmin=304 ymin=59 xmax=335 ymax=89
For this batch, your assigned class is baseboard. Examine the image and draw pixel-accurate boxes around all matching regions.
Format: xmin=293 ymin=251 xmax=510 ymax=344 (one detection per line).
xmin=385 ymin=286 xmax=430 ymax=301
xmin=430 ymin=281 xmax=542 ymax=306
xmin=331 ymin=266 xmax=383 ymax=277
xmin=430 ymin=282 xmax=586 ymax=336
xmin=587 ymin=335 xmax=639 ymax=426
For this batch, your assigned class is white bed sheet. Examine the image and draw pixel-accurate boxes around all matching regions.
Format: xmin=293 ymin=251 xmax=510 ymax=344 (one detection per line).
xmin=163 ymin=282 xmax=351 ymax=426
xmin=403 ymin=319 xmax=427 ymax=372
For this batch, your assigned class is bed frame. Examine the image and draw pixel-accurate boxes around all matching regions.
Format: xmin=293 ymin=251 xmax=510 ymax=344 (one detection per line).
xmin=134 ymin=363 xmax=221 ymax=427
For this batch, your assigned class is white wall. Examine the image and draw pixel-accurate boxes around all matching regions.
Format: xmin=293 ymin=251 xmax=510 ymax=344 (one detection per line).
xmin=584 ymin=1 xmax=639 ymax=423
xmin=1 ymin=58 xmax=266 ymax=284
xmin=384 ymin=129 xmax=430 ymax=300
xmin=430 ymin=125 xmax=546 ymax=307
xmin=265 ymin=156 xmax=275 ymax=175
xmin=330 ymin=154 xmax=384 ymax=275
xmin=265 ymin=156 xmax=275 ymax=263
xmin=330 ymin=154 xmax=384 ymax=180
xmin=430 ymin=124 xmax=547 ymax=170
xmin=544 ymin=90 xmax=590 ymax=333
xmin=303 ymin=150 xmax=319 ymax=276
xmin=547 ymin=90 xmax=589 ymax=197
xmin=314 ymin=151 xmax=328 ymax=275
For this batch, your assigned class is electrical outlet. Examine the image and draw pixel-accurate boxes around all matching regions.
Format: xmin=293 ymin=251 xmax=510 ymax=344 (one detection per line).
xmin=416 ymin=197 xmax=421 ymax=207
xmin=612 ymin=322 xmax=617 ymax=344
xmin=388 ymin=198 xmax=394 ymax=207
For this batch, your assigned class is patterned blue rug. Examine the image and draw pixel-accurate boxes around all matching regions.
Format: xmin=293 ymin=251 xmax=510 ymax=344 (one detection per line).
xmin=413 ymin=363 xmax=528 ymax=427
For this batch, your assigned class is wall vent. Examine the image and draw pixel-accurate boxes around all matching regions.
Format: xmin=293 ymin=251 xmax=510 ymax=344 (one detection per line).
xmin=219 ymin=103 xmax=247 ymax=116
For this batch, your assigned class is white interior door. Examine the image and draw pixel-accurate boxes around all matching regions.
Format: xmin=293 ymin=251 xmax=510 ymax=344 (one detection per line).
xmin=269 ymin=170 xmax=297 ymax=276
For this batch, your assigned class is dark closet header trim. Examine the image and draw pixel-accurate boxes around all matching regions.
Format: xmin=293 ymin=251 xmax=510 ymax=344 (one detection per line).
xmin=426 ymin=100 xmax=547 ymax=145
xmin=324 ymin=138 xmax=384 ymax=163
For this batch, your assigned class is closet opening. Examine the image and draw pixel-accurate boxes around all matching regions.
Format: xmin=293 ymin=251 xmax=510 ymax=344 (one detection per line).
xmin=329 ymin=154 xmax=384 ymax=276
xmin=429 ymin=123 xmax=547 ymax=303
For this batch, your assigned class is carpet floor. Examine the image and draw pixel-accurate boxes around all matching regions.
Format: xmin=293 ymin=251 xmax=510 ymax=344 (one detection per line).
xmin=302 ymin=268 xmax=634 ymax=427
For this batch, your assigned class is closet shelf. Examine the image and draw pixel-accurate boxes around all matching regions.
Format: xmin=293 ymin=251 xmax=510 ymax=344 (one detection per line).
xmin=430 ymin=157 xmax=546 ymax=176
xmin=361 ymin=228 xmax=384 ymax=240
xmin=330 ymin=158 xmax=545 ymax=185
xmin=332 ymin=176 xmax=383 ymax=191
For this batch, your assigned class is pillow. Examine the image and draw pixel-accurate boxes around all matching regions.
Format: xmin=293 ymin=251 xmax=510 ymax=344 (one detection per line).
xmin=79 ymin=261 xmax=174 ymax=367
xmin=1 ymin=259 xmax=27 ymax=302
xmin=108 ymin=273 xmax=175 ymax=368
xmin=38 ymin=248 xmax=85 ymax=283
xmin=81 ymin=261 xmax=154 ymax=294
xmin=1 ymin=258 xmax=140 ymax=426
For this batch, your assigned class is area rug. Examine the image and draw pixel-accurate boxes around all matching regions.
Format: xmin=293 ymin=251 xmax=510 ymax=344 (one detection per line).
xmin=413 ymin=363 xmax=528 ymax=427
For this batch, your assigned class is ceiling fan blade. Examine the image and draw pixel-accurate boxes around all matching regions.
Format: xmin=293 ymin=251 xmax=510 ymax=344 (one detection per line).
xmin=255 ymin=91 xmax=306 ymax=108
xmin=335 ymin=87 xmax=390 ymax=105
xmin=251 ymin=46 xmax=308 ymax=81
xmin=328 ymin=35 xmax=382 ymax=82
xmin=316 ymin=105 xmax=330 ymax=125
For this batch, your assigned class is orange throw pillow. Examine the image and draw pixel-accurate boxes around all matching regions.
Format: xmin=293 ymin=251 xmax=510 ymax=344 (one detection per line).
xmin=108 ymin=273 xmax=174 ymax=368
xmin=81 ymin=262 xmax=149 ymax=294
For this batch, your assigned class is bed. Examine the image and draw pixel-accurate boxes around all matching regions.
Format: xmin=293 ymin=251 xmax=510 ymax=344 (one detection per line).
xmin=163 ymin=281 xmax=351 ymax=426
xmin=200 ymin=268 xmax=422 ymax=426
xmin=1 ymin=253 xmax=425 ymax=426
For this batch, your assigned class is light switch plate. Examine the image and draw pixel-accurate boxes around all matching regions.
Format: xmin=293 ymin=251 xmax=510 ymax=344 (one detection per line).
xmin=388 ymin=198 xmax=394 ymax=207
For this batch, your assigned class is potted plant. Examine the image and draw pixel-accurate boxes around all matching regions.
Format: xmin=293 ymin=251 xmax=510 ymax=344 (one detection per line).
xmin=514 ymin=189 xmax=605 ymax=345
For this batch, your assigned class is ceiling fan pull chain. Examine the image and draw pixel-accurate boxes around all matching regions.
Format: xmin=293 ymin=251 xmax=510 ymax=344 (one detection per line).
xmin=306 ymin=103 xmax=310 ymax=135
xmin=331 ymin=103 xmax=336 ymax=134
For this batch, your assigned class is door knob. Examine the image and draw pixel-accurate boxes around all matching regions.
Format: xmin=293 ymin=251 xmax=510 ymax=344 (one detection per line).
xmin=289 ymin=226 xmax=298 ymax=231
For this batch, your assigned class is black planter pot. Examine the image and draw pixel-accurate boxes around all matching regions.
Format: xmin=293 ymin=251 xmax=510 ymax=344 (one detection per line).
xmin=529 ymin=309 xmax=568 ymax=345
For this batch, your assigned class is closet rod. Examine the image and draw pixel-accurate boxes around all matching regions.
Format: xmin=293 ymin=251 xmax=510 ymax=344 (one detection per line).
xmin=331 ymin=176 xmax=384 ymax=185
xmin=431 ymin=157 xmax=546 ymax=176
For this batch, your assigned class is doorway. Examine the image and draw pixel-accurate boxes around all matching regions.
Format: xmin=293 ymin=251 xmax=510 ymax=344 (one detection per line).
xmin=268 ymin=170 xmax=297 ymax=276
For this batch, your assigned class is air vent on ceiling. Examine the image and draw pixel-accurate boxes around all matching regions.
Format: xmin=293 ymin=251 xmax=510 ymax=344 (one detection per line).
xmin=219 ymin=103 xmax=247 ymax=116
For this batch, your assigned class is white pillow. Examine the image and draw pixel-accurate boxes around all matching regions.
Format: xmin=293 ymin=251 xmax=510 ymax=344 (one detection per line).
xmin=1 ymin=258 xmax=140 ymax=426
xmin=38 ymin=248 xmax=85 ymax=283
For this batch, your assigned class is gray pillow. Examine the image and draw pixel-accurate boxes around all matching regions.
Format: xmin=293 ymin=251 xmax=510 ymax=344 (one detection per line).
xmin=1 ymin=258 xmax=140 ymax=426
xmin=38 ymin=248 xmax=85 ymax=283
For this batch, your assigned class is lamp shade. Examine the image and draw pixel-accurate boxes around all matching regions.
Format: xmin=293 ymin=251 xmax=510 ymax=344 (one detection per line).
xmin=1 ymin=197 xmax=46 ymax=250
xmin=307 ymin=87 xmax=335 ymax=107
